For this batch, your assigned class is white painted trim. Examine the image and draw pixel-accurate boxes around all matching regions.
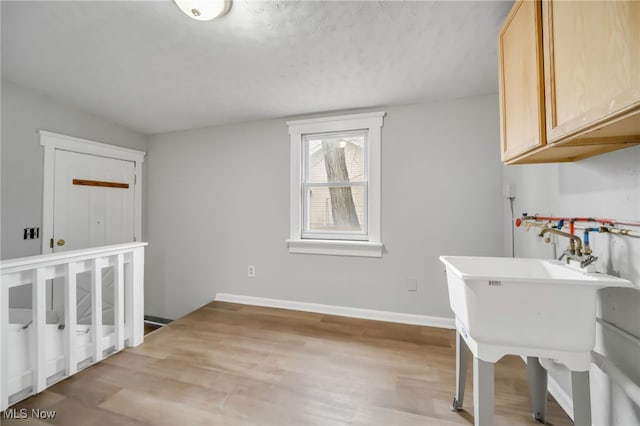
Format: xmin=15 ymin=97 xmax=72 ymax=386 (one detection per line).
xmin=286 ymin=111 xmax=385 ymax=128
xmin=289 ymin=127 xmax=303 ymax=240
xmin=39 ymin=131 xmax=145 ymax=163
xmin=286 ymin=239 xmax=383 ymax=257
xmin=214 ymin=293 xmax=455 ymax=329
xmin=367 ymin=113 xmax=382 ymax=243
xmin=287 ymin=112 xmax=385 ymax=256
xmin=39 ymin=131 xmax=146 ymax=254
xmin=548 ymin=374 xmax=574 ymax=421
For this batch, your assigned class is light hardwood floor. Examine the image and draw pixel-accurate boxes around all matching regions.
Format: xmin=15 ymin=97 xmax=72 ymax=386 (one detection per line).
xmin=3 ymin=302 xmax=572 ymax=425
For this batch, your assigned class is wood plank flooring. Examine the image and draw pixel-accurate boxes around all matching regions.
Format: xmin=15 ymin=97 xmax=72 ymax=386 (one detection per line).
xmin=3 ymin=302 xmax=572 ymax=425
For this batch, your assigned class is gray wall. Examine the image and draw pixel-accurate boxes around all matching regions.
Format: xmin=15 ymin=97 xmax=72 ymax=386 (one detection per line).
xmin=503 ymin=145 xmax=640 ymax=425
xmin=0 ymin=80 xmax=147 ymax=260
xmin=145 ymin=94 xmax=504 ymax=320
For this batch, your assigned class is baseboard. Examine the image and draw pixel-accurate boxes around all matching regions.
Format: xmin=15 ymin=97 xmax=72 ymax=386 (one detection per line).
xmin=548 ymin=375 xmax=573 ymax=421
xmin=144 ymin=315 xmax=172 ymax=326
xmin=214 ymin=293 xmax=455 ymax=329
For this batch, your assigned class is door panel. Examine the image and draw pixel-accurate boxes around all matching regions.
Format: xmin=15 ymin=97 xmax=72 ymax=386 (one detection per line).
xmin=53 ymin=150 xmax=135 ymax=252
xmin=52 ymin=150 xmax=135 ymax=325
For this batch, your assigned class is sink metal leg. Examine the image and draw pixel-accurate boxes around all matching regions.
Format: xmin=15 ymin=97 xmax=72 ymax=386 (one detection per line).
xmin=571 ymin=370 xmax=592 ymax=426
xmin=473 ymin=356 xmax=495 ymax=426
xmin=527 ymin=356 xmax=548 ymax=423
xmin=452 ymin=330 xmax=469 ymax=412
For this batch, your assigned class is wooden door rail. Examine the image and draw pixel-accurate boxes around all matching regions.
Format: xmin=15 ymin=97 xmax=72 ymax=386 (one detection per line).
xmin=72 ymin=179 xmax=129 ymax=189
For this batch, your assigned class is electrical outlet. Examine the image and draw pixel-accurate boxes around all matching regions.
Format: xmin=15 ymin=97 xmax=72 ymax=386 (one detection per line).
xmin=407 ymin=277 xmax=417 ymax=292
xmin=248 ymin=265 xmax=255 ymax=278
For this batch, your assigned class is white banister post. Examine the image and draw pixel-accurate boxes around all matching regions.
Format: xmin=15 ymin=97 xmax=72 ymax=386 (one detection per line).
xmin=0 ymin=276 xmax=9 ymax=410
xmin=114 ymin=254 xmax=125 ymax=351
xmin=64 ymin=262 xmax=77 ymax=376
xmin=126 ymin=247 xmax=144 ymax=347
xmin=32 ymin=269 xmax=47 ymax=393
xmin=91 ymin=259 xmax=103 ymax=363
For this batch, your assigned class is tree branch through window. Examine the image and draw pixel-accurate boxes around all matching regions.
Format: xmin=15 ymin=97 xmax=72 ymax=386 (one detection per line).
xmin=321 ymin=140 xmax=360 ymax=228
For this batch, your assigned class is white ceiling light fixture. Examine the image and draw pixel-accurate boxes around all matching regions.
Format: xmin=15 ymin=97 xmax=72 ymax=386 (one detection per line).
xmin=174 ymin=0 xmax=231 ymax=21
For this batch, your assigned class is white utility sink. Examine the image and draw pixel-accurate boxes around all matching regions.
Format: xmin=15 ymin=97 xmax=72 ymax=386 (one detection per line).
xmin=440 ymin=255 xmax=633 ymax=371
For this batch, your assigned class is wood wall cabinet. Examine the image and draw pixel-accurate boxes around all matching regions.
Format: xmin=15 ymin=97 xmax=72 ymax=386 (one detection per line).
xmin=498 ymin=0 xmax=545 ymax=162
xmin=499 ymin=0 xmax=640 ymax=165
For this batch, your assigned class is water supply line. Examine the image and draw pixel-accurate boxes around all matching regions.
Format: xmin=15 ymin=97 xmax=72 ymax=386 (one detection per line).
xmin=517 ymin=215 xmax=639 ymax=268
xmin=581 ymin=227 xmax=601 ymax=255
xmin=516 ymin=217 xmax=640 ymax=238
xmin=521 ymin=215 xmax=640 ymax=228
xmin=605 ymin=227 xmax=640 ymax=238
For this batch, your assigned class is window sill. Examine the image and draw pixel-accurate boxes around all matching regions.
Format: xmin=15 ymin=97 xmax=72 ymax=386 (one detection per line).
xmin=286 ymin=239 xmax=383 ymax=258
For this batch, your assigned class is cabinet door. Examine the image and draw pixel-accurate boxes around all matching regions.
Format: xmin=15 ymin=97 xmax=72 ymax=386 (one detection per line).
xmin=543 ymin=1 xmax=640 ymax=142
xmin=498 ymin=0 xmax=546 ymax=162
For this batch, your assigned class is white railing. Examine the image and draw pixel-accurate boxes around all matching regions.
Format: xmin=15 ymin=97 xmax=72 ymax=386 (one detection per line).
xmin=0 ymin=242 xmax=147 ymax=411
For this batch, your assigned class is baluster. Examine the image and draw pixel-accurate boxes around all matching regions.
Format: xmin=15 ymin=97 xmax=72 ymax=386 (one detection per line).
xmin=64 ymin=262 xmax=77 ymax=376
xmin=1 ymin=243 xmax=146 ymax=407
xmin=91 ymin=258 xmax=103 ymax=363
xmin=0 ymin=274 xmax=9 ymax=410
xmin=32 ymin=268 xmax=47 ymax=393
xmin=126 ymin=247 xmax=144 ymax=347
xmin=114 ymin=254 xmax=125 ymax=351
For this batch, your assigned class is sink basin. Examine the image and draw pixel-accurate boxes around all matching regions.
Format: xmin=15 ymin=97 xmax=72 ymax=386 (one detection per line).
xmin=440 ymin=256 xmax=633 ymax=370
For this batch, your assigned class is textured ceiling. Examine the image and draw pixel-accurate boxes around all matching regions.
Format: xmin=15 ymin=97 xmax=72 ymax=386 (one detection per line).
xmin=1 ymin=0 xmax=512 ymax=135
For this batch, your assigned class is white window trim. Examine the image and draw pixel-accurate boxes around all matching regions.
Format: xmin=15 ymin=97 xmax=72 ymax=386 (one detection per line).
xmin=40 ymin=131 xmax=146 ymax=254
xmin=286 ymin=111 xmax=385 ymax=257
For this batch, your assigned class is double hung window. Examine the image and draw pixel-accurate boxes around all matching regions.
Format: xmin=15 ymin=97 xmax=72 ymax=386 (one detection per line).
xmin=287 ymin=112 xmax=385 ymax=257
xmin=302 ymin=130 xmax=367 ymax=240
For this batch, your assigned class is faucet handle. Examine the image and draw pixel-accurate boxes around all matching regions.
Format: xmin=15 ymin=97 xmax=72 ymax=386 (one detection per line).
xmin=580 ymin=255 xmax=598 ymax=269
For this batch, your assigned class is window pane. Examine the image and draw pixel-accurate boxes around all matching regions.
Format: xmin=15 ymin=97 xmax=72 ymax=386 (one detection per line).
xmin=305 ymin=131 xmax=366 ymax=183
xmin=306 ymin=185 xmax=365 ymax=233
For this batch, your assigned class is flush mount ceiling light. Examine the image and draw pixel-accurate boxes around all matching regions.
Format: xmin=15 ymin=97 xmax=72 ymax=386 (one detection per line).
xmin=174 ymin=0 xmax=231 ymax=21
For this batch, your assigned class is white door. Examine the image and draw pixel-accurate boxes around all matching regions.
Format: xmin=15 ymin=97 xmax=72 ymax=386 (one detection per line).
xmin=52 ymin=150 xmax=135 ymax=252
xmin=52 ymin=150 xmax=136 ymax=325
